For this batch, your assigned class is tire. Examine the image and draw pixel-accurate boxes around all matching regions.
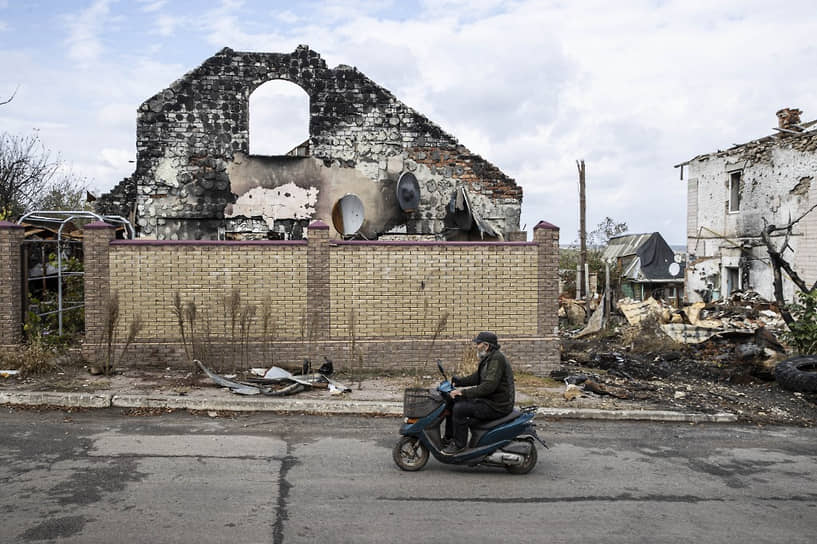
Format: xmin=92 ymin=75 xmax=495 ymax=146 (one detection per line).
xmin=775 ymin=355 xmax=817 ymax=393
xmin=393 ymin=437 xmax=429 ymax=471
xmin=505 ymin=439 xmax=538 ymax=475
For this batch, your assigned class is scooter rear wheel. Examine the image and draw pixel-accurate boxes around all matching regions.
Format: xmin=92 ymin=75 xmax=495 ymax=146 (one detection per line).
xmin=505 ymin=438 xmax=537 ymax=474
xmin=393 ymin=436 xmax=429 ymax=471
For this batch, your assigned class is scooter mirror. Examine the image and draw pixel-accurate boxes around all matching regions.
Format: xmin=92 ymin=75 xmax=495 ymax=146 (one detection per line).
xmin=436 ymin=359 xmax=447 ymax=381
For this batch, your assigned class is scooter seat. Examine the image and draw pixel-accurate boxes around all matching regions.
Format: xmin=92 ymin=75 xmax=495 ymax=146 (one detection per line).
xmin=470 ymin=409 xmax=521 ymax=430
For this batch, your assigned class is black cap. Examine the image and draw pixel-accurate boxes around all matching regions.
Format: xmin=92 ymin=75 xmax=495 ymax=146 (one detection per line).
xmin=472 ymin=331 xmax=498 ymax=347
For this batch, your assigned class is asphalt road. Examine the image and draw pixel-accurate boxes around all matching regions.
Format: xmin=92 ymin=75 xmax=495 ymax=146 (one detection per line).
xmin=1 ymin=409 xmax=815 ymax=544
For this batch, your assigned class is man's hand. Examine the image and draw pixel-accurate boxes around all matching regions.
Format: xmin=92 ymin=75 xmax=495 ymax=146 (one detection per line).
xmin=450 ymin=389 xmax=463 ymax=399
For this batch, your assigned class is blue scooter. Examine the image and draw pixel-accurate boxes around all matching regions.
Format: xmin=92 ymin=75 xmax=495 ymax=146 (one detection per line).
xmin=393 ymin=361 xmax=547 ymax=473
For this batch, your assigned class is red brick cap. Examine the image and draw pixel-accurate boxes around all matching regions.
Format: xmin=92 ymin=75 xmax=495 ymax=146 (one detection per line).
xmin=533 ymin=220 xmax=559 ymax=231
xmin=308 ymin=220 xmax=330 ymax=230
xmin=84 ymin=221 xmax=116 ymax=230
xmin=0 ymin=220 xmax=24 ymax=229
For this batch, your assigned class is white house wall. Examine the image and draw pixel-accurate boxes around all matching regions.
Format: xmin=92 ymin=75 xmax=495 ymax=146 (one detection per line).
xmin=685 ymin=133 xmax=817 ymax=304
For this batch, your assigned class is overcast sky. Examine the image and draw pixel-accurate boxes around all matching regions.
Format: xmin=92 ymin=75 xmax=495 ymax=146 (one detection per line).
xmin=2 ymin=0 xmax=816 ymax=244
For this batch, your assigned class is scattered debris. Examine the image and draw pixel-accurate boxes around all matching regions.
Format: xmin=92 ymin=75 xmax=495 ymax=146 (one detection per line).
xmin=563 ymin=384 xmax=583 ymax=401
xmin=618 ymin=298 xmax=664 ymax=326
xmin=558 ymin=290 xmax=817 ymax=426
xmin=1 ymin=370 xmax=20 ymax=378
xmin=195 ymin=360 xmax=351 ymax=397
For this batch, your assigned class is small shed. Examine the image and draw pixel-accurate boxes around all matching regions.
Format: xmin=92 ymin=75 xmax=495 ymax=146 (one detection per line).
xmin=603 ymin=232 xmax=685 ymax=305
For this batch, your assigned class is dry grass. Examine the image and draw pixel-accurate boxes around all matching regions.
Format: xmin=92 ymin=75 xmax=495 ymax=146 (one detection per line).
xmin=515 ymin=373 xmax=561 ymax=388
xmin=0 ymin=342 xmax=58 ymax=376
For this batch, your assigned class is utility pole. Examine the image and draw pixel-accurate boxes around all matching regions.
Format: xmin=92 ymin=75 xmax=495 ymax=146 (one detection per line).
xmin=576 ymin=159 xmax=587 ymax=308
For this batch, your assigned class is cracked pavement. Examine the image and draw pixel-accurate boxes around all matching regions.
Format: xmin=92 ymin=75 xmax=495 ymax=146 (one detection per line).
xmin=1 ymin=410 xmax=816 ymax=543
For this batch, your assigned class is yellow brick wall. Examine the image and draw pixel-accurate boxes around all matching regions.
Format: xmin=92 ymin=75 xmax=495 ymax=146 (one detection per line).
xmin=109 ymin=244 xmax=307 ymax=340
xmin=329 ymin=244 xmax=538 ymax=338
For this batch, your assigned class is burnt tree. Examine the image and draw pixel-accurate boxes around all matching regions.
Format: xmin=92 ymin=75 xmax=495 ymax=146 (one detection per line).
xmin=761 ymin=202 xmax=817 ymax=325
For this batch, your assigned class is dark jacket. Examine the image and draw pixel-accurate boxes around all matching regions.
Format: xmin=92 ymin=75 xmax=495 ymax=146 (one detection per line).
xmin=454 ymin=349 xmax=515 ymax=415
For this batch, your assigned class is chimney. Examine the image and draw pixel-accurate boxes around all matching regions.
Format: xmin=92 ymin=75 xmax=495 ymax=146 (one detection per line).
xmin=776 ymin=107 xmax=803 ymax=131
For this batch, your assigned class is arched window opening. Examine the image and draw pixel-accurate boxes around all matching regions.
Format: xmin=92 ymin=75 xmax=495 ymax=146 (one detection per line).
xmin=249 ymin=79 xmax=310 ymax=156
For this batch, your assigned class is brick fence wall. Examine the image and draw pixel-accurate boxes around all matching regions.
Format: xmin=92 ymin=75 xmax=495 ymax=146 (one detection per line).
xmin=0 ymin=221 xmax=24 ymax=349
xmin=0 ymin=220 xmax=560 ymax=375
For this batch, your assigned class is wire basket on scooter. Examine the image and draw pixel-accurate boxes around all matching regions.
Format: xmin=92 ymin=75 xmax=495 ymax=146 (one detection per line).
xmin=403 ymin=388 xmax=440 ymax=418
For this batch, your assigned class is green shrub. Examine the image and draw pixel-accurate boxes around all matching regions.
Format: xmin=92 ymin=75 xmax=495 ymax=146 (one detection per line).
xmin=783 ymin=290 xmax=817 ymax=354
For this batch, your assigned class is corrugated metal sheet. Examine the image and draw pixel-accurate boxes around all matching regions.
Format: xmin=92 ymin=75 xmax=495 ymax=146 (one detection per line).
xmin=602 ymin=233 xmax=654 ymax=262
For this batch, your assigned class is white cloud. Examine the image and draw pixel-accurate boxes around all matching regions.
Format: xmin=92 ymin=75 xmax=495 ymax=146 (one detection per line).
xmin=138 ymin=0 xmax=166 ymax=12
xmin=97 ymin=103 xmax=136 ymax=128
xmin=156 ymin=13 xmax=180 ymax=37
xmin=63 ymin=0 xmax=113 ymax=65
xmin=0 ymin=20 xmax=7 ymax=31
xmin=101 ymin=148 xmax=134 ymax=169
xmin=274 ymin=10 xmax=299 ymax=25
xmin=4 ymin=0 xmax=817 ymax=244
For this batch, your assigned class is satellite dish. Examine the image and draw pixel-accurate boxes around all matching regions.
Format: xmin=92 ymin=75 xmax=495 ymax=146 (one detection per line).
xmin=668 ymin=262 xmax=681 ymax=277
xmin=396 ymin=172 xmax=420 ymax=212
xmin=331 ymin=194 xmax=365 ymax=235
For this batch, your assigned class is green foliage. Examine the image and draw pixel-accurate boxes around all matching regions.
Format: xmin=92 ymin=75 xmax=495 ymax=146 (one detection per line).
xmin=783 ymin=289 xmax=817 ymax=354
xmin=589 ymin=216 xmax=628 ymax=248
xmin=560 ymin=217 xmax=628 ymax=298
xmin=25 ymin=255 xmax=85 ymax=346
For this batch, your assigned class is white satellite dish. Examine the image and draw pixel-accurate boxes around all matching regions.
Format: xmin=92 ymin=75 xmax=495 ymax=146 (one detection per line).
xmin=668 ymin=262 xmax=681 ymax=277
xmin=331 ymin=194 xmax=365 ymax=235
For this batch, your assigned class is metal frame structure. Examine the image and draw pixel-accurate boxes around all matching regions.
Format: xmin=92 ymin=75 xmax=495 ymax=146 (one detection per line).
xmin=17 ymin=211 xmax=134 ymax=336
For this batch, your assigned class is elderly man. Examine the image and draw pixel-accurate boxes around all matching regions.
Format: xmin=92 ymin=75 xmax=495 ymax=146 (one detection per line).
xmin=442 ymin=331 xmax=516 ymax=455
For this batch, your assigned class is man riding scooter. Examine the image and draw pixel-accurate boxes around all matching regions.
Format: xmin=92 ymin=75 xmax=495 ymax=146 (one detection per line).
xmin=443 ymin=331 xmax=515 ymax=455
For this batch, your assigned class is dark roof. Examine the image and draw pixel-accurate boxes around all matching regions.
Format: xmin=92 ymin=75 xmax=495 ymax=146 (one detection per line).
xmin=604 ymin=232 xmax=684 ymax=281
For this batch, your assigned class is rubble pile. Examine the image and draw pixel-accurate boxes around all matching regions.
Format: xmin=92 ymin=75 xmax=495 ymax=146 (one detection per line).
xmin=556 ymin=291 xmax=817 ymax=426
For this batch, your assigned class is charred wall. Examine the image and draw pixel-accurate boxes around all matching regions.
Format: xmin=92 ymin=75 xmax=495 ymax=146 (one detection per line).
xmin=97 ymin=45 xmax=522 ymax=240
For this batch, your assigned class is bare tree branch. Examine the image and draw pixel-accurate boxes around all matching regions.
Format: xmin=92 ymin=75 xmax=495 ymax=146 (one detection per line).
xmin=760 ymin=204 xmax=817 ymax=326
xmin=0 ymin=131 xmax=87 ymax=219
xmin=0 ymin=85 xmax=19 ymax=106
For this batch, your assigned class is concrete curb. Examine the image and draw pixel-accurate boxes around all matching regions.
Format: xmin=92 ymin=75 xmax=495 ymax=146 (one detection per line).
xmin=1 ymin=390 xmax=739 ymax=423
xmin=538 ymin=407 xmax=738 ymax=423
xmin=110 ymin=394 xmax=404 ymax=415
xmin=0 ymin=391 xmax=112 ymax=409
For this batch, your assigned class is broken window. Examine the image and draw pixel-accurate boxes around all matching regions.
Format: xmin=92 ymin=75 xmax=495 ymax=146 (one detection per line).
xmin=725 ymin=266 xmax=740 ymax=297
xmin=249 ymin=79 xmax=310 ymax=156
xmin=728 ymin=171 xmax=741 ymax=212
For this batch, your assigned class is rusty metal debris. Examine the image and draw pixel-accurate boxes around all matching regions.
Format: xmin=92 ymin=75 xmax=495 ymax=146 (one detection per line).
xmin=195 ymin=360 xmax=351 ymax=396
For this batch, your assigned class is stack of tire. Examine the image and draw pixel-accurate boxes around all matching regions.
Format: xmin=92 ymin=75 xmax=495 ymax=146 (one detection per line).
xmin=775 ymin=355 xmax=817 ymax=393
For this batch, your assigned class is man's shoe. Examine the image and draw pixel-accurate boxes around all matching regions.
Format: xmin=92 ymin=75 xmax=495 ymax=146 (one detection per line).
xmin=442 ymin=443 xmax=463 ymax=455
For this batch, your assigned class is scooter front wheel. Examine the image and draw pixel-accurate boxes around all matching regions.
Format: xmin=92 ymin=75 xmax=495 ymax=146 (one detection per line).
xmin=393 ymin=436 xmax=429 ymax=471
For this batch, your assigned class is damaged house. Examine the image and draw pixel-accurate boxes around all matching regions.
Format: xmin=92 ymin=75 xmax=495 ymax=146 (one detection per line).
xmin=96 ymin=46 xmax=523 ymax=241
xmin=602 ymin=232 xmax=685 ymax=305
xmin=678 ymin=108 xmax=817 ymax=304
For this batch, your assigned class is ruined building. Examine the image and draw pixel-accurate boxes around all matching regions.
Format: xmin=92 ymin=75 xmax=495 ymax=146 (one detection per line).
xmin=678 ymin=108 xmax=817 ymax=303
xmin=97 ymin=46 xmax=523 ymax=241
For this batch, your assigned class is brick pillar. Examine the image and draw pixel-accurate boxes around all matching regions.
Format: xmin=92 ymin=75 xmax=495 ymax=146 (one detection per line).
xmin=508 ymin=231 xmax=527 ymax=242
xmin=0 ymin=221 xmax=25 ymax=347
xmin=306 ymin=220 xmax=331 ymax=339
xmin=82 ymin=221 xmax=116 ymax=362
xmin=534 ymin=221 xmax=560 ymax=336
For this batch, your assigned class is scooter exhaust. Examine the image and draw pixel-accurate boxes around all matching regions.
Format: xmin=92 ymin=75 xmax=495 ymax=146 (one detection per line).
xmin=484 ymin=451 xmax=524 ymax=466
